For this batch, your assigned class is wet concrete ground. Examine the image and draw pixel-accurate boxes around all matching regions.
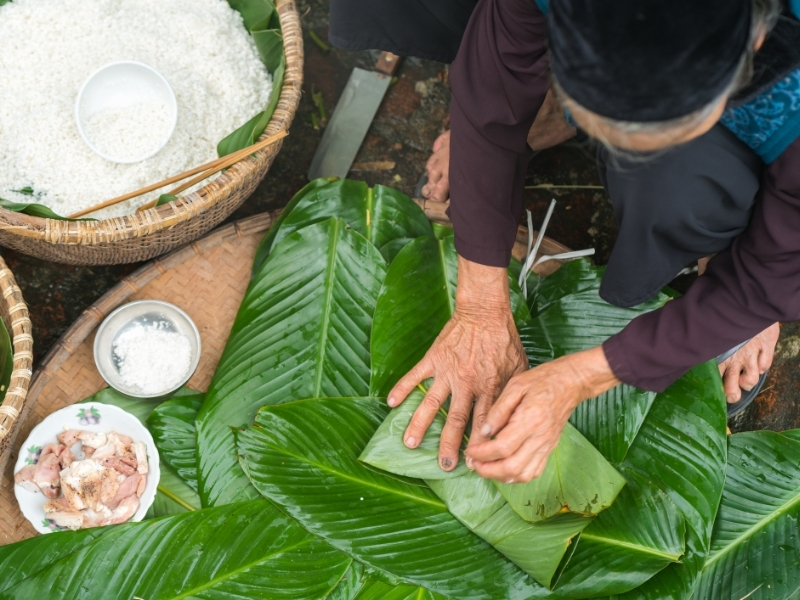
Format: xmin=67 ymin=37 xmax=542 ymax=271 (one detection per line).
xmin=9 ymin=0 xmax=797 ymax=432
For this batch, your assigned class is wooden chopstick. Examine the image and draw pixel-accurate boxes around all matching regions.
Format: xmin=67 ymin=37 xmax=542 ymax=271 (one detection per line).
xmin=68 ymin=130 xmax=288 ymax=218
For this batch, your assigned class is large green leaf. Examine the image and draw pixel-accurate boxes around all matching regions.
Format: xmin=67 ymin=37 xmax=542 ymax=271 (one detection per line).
xmin=0 ymin=529 xmax=111 ymax=594
xmin=260 ymin=179 xmax=433 ymax=264
xmin=369 ymin=236 xmax=457 ymax=397
xmin=146 ymin=393 xmax=203 ymax=492
xmin=359 ymin=389 xmax=469 ymax=480
xmin=369 ymin=234 xmax=530 ymax=397
xmin=197 ymin=218 xmax=387 ymax=506
xmin=613 ymin=362 xmax=728 ymax=599
xmin=353 ymin=580 xmax=449 ymax=600
xmin=252 ymin=177 xmax=338 ymax=278
xmin=361 ymin=388 xmax=623 ymax=524
xmin=519 ymin=263 xmax=663 ymax=464
xmin=693 ymin=431 xmax=800 ymax=599
xmin=526 ymin=259 xmax=603 ymax=318
xmin=0 ymin=501 xmax=353 ymax=599
xmin=494 ymin=423 xmax=625 ymax=522
xmin=237 ymin=397 xmax=546 ymax=599
xmin=551 ymin=470 xmax=685 ymax=598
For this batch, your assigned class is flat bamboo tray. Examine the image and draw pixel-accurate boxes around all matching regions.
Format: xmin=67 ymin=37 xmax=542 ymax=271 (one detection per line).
xmin=0 ymin=209 xmax=567 ymax=544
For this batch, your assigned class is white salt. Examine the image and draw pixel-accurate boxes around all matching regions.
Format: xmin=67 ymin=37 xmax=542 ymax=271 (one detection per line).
xmin=0 ymin=0 xmax=273 ymax=218
xmin=85 ymin=103 xmax=170 ymax=162
xmin=113 ymin=320 xmax=192 ymax=395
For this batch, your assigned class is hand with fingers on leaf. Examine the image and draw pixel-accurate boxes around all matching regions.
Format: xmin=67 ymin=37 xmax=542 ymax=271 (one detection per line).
xmin=718 ymin=322 xmax=780 ymax=405
xmin=387 ymin=258 xmax=528 ymax=472
xmin=466 ymin=346 xmax=620 ymax=483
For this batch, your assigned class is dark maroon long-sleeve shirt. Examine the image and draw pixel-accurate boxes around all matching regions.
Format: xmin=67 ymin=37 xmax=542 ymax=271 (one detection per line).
xmin=449 ymin=0 xmax=800 ymax=392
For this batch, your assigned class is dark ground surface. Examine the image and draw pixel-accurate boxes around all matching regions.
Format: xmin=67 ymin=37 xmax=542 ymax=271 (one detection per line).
xmin=9 ymin=0 xmax=797 ymax=432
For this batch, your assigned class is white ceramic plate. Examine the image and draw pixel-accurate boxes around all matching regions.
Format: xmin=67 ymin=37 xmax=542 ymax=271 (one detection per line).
xmin=13 ymin=402 xmax=160 ymax=534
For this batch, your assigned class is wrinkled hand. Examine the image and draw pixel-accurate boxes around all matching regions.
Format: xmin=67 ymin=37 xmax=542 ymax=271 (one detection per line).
xmin=387 ymin=258 xmax=528 ymax=472
xmin=719 ymin=322 xmax=780 ymax=404
xmin=466 ymin=346 xmax=620 ymax=483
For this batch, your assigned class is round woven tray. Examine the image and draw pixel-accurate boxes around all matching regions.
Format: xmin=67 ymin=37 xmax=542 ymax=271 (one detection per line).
xmin=0 ymin=208 xmax=567 ymax=544
xmin=0 ymin=257 xmax=33 ymax=470
xmin=0 ymin=0 xmax=303 ymax=266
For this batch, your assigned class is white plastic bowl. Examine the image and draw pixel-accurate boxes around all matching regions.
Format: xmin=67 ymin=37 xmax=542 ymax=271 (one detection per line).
xmin=13 ymin=402 xmax=160 ymax=534
xmin=75 ymin=61 xmax=178 ymax=164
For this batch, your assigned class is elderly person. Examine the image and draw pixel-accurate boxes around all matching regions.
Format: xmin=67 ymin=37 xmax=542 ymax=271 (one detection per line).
xmin=329 ymin=0 xmax=800 ymax=482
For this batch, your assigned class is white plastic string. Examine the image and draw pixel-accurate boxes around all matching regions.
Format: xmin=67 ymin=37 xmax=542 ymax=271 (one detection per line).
xmin=522 ymin=209 xmax=535 ymax=298
xmin=519 ymin=199 xmax=557 ymax=294
xmin=518 ymin=198 xmax=596 ymax=298
xmin=533 ymin=248 xmax=595 ymax=268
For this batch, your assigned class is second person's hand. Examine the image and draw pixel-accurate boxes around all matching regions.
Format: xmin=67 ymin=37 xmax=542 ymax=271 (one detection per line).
xmin=387 ymin=256 xmax=528 ymax=472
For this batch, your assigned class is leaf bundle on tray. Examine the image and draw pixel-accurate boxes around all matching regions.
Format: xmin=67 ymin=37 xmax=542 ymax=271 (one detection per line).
xmin=3 ymin=179 xmax=800 ymax=599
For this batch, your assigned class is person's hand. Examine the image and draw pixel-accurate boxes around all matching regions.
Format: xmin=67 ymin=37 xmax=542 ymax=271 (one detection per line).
xmin=466 ymin=346 xmax=620 ymax=483
xmin=387 ymin=257 xmax=528 ymax=472
xmin=421 ymin=131 xmax=451 ymax=202
xmin=526 ymin=88 xmax=577 ymax=151
xmin=719 ymin=322 xmax=780 ymax=404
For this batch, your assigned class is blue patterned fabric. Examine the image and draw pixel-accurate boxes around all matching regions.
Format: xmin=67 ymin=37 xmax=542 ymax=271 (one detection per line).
xmin=721 ymin=70 xmax=800 ymax=164
xmin=534 ymin=0 xmax=549 ymax=15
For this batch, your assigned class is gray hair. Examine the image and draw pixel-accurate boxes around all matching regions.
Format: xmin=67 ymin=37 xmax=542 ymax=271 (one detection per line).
xmin=555 ymin=0 xmax=783 ymax=142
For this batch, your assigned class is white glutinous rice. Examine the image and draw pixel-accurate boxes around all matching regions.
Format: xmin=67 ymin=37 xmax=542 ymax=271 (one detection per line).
xmin=0 ymin=0 xmax=273 ymax=218
xmin=113 ymin=320 xmax=192 ymax=395
xmin=85 ymin=103 xmax=171 ymax=162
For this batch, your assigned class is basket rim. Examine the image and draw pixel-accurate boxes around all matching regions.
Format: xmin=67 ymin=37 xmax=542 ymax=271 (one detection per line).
xmin=0 ymin=0 xmax=303 ymax=247
xmin=0 ymin=255 xmax=33 ymax=447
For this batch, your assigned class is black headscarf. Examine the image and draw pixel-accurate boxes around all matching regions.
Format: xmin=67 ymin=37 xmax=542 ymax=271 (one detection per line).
xmin=549 ymin=0 xmax=752 ymax=122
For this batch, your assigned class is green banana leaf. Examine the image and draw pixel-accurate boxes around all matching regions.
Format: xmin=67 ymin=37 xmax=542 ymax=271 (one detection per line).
xmin=782 ymin=428 xmax=800 ymax=443
xmin=494 ymin=423 xmax=625 ymax=522
xmin=427 ymin=470 xmax=589 ymax=590
xmin=253 ymin=179 xmax=433 ymax=274
xmin=0 ymin=198 xmax=96 ymax=221
xmin=363 ymin=390 xmax=686 ymax=594
xmin=359 ymin=389 xmax=470 ymax=480
xmin=549 ymin=469 xmax=685 ymax=598
xmin=327 ymin=561 xmax=367 ymax=600
xmin=217 ymin=0 xmax=286 ymax=156
xmin=369 ymin=234 xmax=530 ymax=397
xmin=362 ymin=388 xmax=624 ymax=522
xmin=526 ymin=259 xmax=603 ymax=318
xmin=78 ymin=387 xmax=202 ymax=515
xmin=611 ymin=362 xmax=728 ymax=599
xmin=252 ymin=177 xmax=338 ymax=278
xmin=146 ymin=393 xmax=203 ymax=491
xmin=519 ymin=262 xmax=664 ymax=464
xmin=693 ymin=431 xmax=800 ymax=599
xmin=353 ymin=580 xmax=448 ymax=600
xmin=197 ymin=218 xmax=387 ymax=506
xmin=236 ymin=396 xmax=547 ymax=599
xmin=0 ymin=501 xmax=354 ymax=599
xmin=0 ymin=528 xmax=111 ymax=594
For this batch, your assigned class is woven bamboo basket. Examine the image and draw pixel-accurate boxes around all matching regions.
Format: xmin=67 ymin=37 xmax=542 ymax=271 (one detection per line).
xmin=0 ymin=256 xmax=33 ymax=478
xmin=0 ymin=208 xmax=567 ymax=544
xmin=0 ymin=0 xmax=303 ymax=266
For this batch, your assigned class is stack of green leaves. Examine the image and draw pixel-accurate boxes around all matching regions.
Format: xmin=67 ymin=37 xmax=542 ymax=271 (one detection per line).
xmin=2 ymin=179 xmax=799 ymax=600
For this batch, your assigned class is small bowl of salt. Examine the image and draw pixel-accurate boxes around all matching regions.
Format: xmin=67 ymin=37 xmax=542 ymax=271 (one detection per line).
xmin=94 ymin=300 xmax=201 ymax=398
xmin=75 ymin=61 xmax=178 ymax=164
